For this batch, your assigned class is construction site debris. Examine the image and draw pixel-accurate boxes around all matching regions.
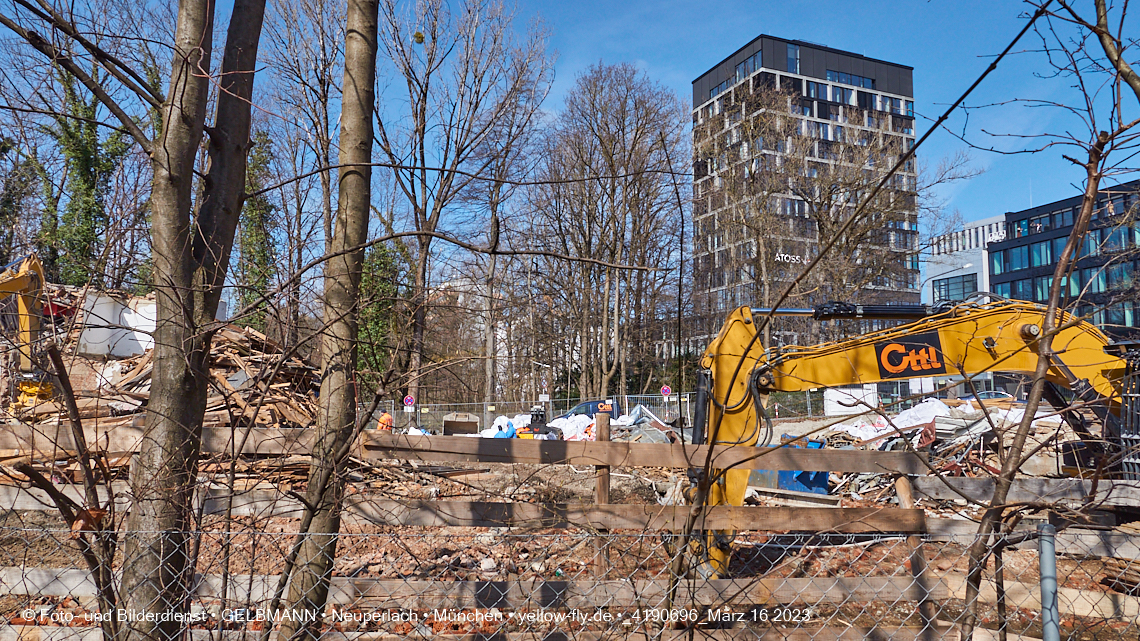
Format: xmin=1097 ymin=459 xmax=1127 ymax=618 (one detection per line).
xmin=23 ymin=323 xmax=320 ymax=433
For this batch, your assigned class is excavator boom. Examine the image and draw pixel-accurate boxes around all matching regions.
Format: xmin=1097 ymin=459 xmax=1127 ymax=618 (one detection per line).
xmin=687 ymin=299 xmax=1130 ymax=578
xmin=705 ymin=300 xmax=1123 ymax=399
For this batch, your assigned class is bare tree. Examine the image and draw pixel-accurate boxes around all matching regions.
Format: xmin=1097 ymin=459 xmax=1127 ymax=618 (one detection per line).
xmin=959 ymin=2 xmax=1140 ymax=637
xmin=0 ymin=0 xmax=267 ymax=638
xmin=530 ymin=62 xmax=687 ymax=398
xmin=276 ymin=0 xmax=377 ymax=637
xmin=374 ymin=0 xmax=551 ymax=412
xmin=264 ymin=0 xmax=344 ymax=348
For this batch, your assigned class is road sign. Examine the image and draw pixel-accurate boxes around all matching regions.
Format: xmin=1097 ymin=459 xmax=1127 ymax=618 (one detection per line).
xmin=403 ymin=395 xmax=415 ymax=406
xmin=538 ymin=394 xmax=550 ymax=402
xmin=660 ymin=385 xmax=672 ymax=397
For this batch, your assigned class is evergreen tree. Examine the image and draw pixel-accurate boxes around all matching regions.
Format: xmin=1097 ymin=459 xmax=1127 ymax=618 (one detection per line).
xmin=357 ymin=244 xmax=403 ymax=386
xmin=237 ymin=130 xmax=276 ymax=331
xmin=38 ymin=73 xmax=129 ymax=285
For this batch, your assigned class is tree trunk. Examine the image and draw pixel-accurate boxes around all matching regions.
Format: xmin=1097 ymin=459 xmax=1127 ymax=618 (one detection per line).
xmin=960 ymin=141 xmax=1107 ymax=639
xmin=120 ymin=1 xmax=265 ymax=640
xmin=277 ymin=1 xmax=376 ymax=638
xmin=484 ymin=253 xmax=497 ymax=406
xmin=407 ymin=240 xmax=430 ymax=419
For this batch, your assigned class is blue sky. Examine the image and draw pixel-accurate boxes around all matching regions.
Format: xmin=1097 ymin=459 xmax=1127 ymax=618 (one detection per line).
xmin=514 ymin=0 xmax=1106 ymax=227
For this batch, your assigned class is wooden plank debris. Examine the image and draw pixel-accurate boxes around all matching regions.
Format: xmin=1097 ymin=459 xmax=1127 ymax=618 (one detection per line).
xmin=343 ymin=498 xmax=926 ymax=532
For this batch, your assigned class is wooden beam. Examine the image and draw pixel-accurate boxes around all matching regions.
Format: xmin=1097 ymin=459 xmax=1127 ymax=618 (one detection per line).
xmin=0 ymin=483 xmax=924 ymax=533
xmin=925 ymin=519 xmax=1140 ymax=559
xmin=911 ymin=477 xmax=1140 ymax=508
xmin=0 ymin=423 xmax=315 ymax=457
xmin=342 ymin=498 xmax=926 ymax=533
xmin=358 ymin=432 xmax=929 ymax=474
xmin=0 ymin=484 xmax=304 ymax=518
xmin=940 ymin=573 xmax=1140 ymax=621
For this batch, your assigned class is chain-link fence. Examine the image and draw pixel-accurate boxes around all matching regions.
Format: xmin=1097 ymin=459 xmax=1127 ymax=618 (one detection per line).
xmin=361 ymin=393 xmax=709 ymax=432
xmin=1 ymin=520 xmax=1137 ymax=640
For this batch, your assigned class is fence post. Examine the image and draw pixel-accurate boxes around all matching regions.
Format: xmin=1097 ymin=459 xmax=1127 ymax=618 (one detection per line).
xmin=595 ymin=413 xmax=610 ymax=503
xmin=806 ymin=390 xmax=812 ymax=417
xmin=895 ymin=476 xmax=935 ymax=633
xmin=594 ymin=412 xmax=610 ymax=578
xmin=1039 ymin=523 xmax=1060 ymax=641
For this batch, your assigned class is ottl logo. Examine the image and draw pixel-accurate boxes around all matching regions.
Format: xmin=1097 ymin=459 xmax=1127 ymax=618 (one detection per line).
xmin=874 ymin=331 xmax=947 ymax=378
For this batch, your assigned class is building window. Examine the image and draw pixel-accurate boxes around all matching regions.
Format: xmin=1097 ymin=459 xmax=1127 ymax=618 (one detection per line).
xmin=826 ymin=69 xmax=875 ymax=89
xmin=807 ymin=81 xmax=824 ymax=99
xmin=994 ymin=282 xmax=1011 ymax=298
xmin=1013 ymin=279 xmax=1033 ymax=300
xmin=1103 ymin=225 xmax=1127 ymax=253
xmin=1030 ymin=241 xmax=1052 ymax=267
xmin=1052 ymin=236 xmax=1069 ymax=261
xmin=932 ymin=273 xmax=978 ymax=302
xmin=787 ymin=44 xmax=799 ymax=73
xmin=991 ymin=250 xmax=1004 ymax=276
xmin=735 ymin=50 xmax=761 ymax=83
xmin=1106 ymin=261 xmax=1134 ymax=289
xmin=1080 ymin=230 xmax=1101 ymax=258
xmin=1080 ymin=267 xmax=1107 ymax=294
xmin=1008 ymin=245 xmax=1029 ymax=271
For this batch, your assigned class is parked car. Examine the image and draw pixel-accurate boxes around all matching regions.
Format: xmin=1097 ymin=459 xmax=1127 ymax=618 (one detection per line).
xmin=972 ymin=390 xmax=1018 ymax=402
xmin=556 ymin=399 xmax=623 ymax=420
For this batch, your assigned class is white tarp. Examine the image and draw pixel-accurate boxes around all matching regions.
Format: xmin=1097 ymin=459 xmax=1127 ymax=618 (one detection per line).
xmin=549 ymin=414 xmax=595 ymax=441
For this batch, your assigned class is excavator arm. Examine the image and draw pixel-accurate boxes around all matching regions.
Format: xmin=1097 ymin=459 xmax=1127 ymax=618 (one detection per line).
xmin=698 ymin=300 xmax=1125 ymax=448
xmin=0 ymin=254 xmax=45 ymax=373
xmin=687 ymin=299 xmax=1128 ymax=577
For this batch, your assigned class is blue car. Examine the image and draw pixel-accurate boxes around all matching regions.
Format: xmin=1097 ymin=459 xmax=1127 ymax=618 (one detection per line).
xmin=556 ymin=399 xmax=623 ymax=420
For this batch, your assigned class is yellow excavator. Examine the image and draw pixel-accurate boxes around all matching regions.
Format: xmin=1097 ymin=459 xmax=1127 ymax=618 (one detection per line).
xmin=0 ymin=254 xmax=51 ymax=405
xmin=690 ymin=298 xmax=1138 ymax=577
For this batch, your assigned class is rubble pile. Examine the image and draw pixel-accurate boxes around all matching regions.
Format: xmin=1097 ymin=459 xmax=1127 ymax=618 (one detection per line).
xmin=125 ymin=325 xmax=318 ymax=428
xmin=22 ymin=324 xmax=320 ymax=430
xmin=824 ymin=397 xmax=1065 ymax=478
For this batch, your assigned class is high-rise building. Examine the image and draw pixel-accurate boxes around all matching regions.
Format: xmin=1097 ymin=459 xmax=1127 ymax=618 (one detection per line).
xmin=987 ymin=180 xmax=1140 ymax=338
xmin=690 ymin=35 xmax=919 ymax=343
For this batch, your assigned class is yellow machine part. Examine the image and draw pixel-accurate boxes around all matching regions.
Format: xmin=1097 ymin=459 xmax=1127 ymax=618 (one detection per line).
xmin=15 ymin=380 xmax=53 ymax=407
xmin=691 ymin=299 xmax=1128 ymax=577
xmin=0 ymin=255 xmax=45 ymax=374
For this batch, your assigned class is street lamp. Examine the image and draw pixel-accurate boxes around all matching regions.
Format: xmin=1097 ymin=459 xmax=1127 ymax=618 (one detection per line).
xmin=922 ymin=263 xmax=973 ymax=302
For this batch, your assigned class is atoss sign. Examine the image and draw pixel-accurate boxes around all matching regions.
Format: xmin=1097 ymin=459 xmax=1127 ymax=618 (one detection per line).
xmin=874 ymin=331 xmax=947 ymax=379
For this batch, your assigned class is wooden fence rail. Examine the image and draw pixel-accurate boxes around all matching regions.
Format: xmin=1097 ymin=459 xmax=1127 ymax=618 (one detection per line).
xmin=357 ymin=432 xmax=929 ymax=474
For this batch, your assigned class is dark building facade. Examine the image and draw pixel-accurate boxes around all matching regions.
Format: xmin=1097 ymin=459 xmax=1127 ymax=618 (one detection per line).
xmin=988 ymin=181 xmax=1140 ymax=337
xmin=690 ymin=35 xmax=919 ymax=343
